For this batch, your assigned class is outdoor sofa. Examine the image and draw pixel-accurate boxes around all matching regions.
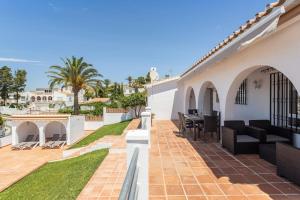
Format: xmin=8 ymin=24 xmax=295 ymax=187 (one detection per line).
xmin=222 ymin=120 xmax=266 ymax=154
xmin=249 ymin=120 xmax=292 ymax=143
xmin=277 ymin=142 xmax=300 ymax=186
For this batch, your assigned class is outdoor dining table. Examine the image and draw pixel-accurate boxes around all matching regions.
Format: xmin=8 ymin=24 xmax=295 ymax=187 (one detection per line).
xmin=185 ymin=114 xmax=204 ymax=140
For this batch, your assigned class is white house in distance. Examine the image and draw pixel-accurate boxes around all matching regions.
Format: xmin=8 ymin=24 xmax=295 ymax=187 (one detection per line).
xmin=2 ymin=87 xmax=84 ymax=110
xmin=147 ymin=0 xmax=300 ymax=132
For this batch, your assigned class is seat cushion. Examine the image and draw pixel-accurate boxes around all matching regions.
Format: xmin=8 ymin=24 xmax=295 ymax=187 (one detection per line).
xmin=237 ymin=135 xmax=259 ymax=143
xmin=266 ymin=134 xmax=289 ymax=142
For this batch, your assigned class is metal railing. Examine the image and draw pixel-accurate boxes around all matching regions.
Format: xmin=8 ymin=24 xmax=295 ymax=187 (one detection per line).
xmin=119 ymin=148 xmax=139 ymax=200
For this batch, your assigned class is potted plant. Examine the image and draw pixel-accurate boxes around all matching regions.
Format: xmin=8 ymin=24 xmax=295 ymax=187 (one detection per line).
xmin=293 ymin=132 xmax=300 ymax=149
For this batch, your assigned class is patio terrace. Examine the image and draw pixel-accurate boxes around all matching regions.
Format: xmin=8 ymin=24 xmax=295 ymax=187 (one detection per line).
xmin=149 ymin=120 xmax=300 ymax=200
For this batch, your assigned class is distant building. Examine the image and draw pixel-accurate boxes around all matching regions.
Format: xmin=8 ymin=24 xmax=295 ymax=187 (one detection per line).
xmin=123 ymin=84 xmax=145 ymax=96
xmin=1 ymin=87 xmax=84 ymax=111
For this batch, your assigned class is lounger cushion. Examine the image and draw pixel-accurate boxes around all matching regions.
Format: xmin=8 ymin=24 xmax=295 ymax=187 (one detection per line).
xmin=237 ymin=135 xmax=259 ymax=143
xmin=266 ymin=134 xmax=289 ymax=142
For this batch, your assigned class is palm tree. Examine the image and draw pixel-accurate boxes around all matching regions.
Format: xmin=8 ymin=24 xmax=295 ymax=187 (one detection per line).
xmin=47 ymin=56 xmax=101 ymax=115
xmin=104 ymin=79 xmax=111 ymax=88
xmin=126 ymin=76 xmax=133 ymax=86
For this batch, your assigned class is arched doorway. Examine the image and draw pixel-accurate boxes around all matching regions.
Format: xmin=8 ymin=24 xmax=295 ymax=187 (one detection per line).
xmin=225 ymin=66 xmax=299 ymax=131
xmin=185 ymin=87 xmax=196 ymax=112
xmin=17 ymin=121 xmax=39 ymax=143
xmin=44 ymin=121 xmax=66 ymax=141
xmin=198 ymin=81 xmax=220 ymax=116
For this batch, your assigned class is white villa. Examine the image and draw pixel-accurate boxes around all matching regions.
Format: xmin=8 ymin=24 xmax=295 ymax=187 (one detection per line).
xmin=147 ymin=0 xmax=300 ymax=131
xmin=2 ymin=87 xmax=84 ymax=111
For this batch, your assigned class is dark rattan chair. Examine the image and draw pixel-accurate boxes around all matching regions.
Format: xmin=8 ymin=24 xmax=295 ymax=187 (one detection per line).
xmin=222 ymin=120 xmax=266 ymax=154
xmin=181 ymin=113 xmax=194 ymax=137
xmin=277 ymin=142 xmax=300 ymax=185
xmin=203 ymin=115 xmax=218 ymax=142
xmin=249 ymin=120 xmax=292 ymax=143
xmin=188 ymin=109 xmax=198 ymax=115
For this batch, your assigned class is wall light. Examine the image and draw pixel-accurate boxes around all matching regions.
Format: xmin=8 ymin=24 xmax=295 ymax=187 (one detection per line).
xmin=253 ymin=79 xmax=263 ymax=89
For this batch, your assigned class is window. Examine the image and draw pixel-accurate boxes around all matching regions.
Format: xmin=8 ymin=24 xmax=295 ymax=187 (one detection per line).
xmin=270 ymin=72 xmax=299 ymax=131
xmin=235 ymin=79 xmax=247 ymax=105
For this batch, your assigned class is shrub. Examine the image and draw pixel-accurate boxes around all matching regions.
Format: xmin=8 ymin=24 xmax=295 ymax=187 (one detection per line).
xmin=120 ymin=92 xmax=146 ymax=118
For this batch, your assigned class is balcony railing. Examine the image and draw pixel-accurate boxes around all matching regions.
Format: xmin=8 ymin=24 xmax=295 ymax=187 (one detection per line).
xmin=119 ymin=148 xmax=139 ymax=200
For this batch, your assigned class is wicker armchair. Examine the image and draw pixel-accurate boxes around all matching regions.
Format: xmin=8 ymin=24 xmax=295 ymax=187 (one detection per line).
xmin=222 ymin=120 xmax=266 ymax=154
xmin=249 ymin=120 xmax=292 ymax=143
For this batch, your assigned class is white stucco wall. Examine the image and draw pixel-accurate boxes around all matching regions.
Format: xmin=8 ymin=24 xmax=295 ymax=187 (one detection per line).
xmin=147 ymin=16 xmax=300 ymax=123
xmin=0 ymin=135 xmax=12 ymax=147
xmin=103 ymin=107 xmax=133 ymax=125
xmin=230 ymin=69 xmax=270 ymax=124
xmin=68 ymin=116 xmax=85 ymax=145
xmin=146 ymin=78 xmax=180 ymax=120
xmin=180 ymin=18 xmax=300 ymax=124
xmin=10 ymin=115 xmax=86 ymax=146
xmin=84 ymin=121 xmax=103 ymax=131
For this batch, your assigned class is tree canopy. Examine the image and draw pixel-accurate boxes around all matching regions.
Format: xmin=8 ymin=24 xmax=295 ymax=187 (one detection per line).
xmin=48 ymin=56 xmax=101 ymax=115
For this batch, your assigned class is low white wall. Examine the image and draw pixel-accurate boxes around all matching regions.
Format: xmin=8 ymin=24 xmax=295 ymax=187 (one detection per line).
xmin=84 ymin=121 xmax=103 ymax=131
xmin=103 ymin=107 xmax=133 ymax=125
xmin=0 ymin=135 xmax=11 ymax=147
xmin=126 ymin=129 xmax=149 ymax=200
xmin=68 ymin=116 xmax=85 ymax=145
xmin=0 ymin=107 xmax=28 ymax=115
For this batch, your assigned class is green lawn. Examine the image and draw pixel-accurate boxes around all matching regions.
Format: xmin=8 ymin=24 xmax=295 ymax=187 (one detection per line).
xmin=70 ymin=120 xmax=131 ymax=149
xmin=0 ymin=149 xmax=108 ymax=200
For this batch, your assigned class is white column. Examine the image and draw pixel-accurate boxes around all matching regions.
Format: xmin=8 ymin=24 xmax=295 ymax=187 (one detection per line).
xmin=126 ymin=129 xmax=150 ymax=200
xmin=141 ymin=111 xmax=151 ymax=130
xmin=11 ymin=125 xmax=18 ymax=145
xmin=145 ymin=106 xmax=151 ymax=113
xmin=38 ymin=126 xmax=45 ymax=146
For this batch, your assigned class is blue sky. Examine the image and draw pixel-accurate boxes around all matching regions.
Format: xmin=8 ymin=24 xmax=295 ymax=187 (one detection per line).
xmin=0 ymin=0 xmax=272 ymax=90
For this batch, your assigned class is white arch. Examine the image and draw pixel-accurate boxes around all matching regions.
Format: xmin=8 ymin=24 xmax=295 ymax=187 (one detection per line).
xmin=198 ymin=81 xmax=220 ymax=115
xmin=16 ymin=121 xmax=39 ymax=143
xmin=184 ymin=86 xmax=196 ymax=112
xmin=44 ymin=121 xmax=66 ymax=139
xmin=224 ymin=65 xmax=299 ymax=122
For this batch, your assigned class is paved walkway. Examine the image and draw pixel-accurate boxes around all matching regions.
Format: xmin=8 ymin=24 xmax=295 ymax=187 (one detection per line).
xmin=149 ymin=120 xmax=300 ymax=200
xmin=77 ymin=119 xmax=140 ymax=200
xmin=0 ymin=146 xmax=62 ymax=192
xmin=77 ymin=120 xmax=300 ymax=199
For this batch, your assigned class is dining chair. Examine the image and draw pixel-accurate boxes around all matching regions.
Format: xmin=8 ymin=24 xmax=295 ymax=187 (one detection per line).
xmin=203 ymin=115 xmax=218 ymax=142
xmin=182 ymin=114 xmax=194 ymax=137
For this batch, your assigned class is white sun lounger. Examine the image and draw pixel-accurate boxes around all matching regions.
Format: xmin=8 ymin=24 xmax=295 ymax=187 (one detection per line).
xmin=42 ymin=134 xmax=60 ymax=149
xmin=50 ymin=134 xmax=67 ymax=148
xmin=11 ymin=134 xmax=34 ymax=150
xmin=21 ymin=135 xmax=40 ymax=150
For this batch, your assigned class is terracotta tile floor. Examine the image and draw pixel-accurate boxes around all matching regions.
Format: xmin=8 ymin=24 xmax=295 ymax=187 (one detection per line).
xmin=77 ymin=119 xmax=140 ymax=200
xmin=77 ymin=152 xmax=127 ymax=200
xmin=149 ymin=120 xmax=300 ymax=200
xmin=77 ymin=119 xmax=300 ymax=199
xmin=0 ymin=146 xmax=62 ymax=192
